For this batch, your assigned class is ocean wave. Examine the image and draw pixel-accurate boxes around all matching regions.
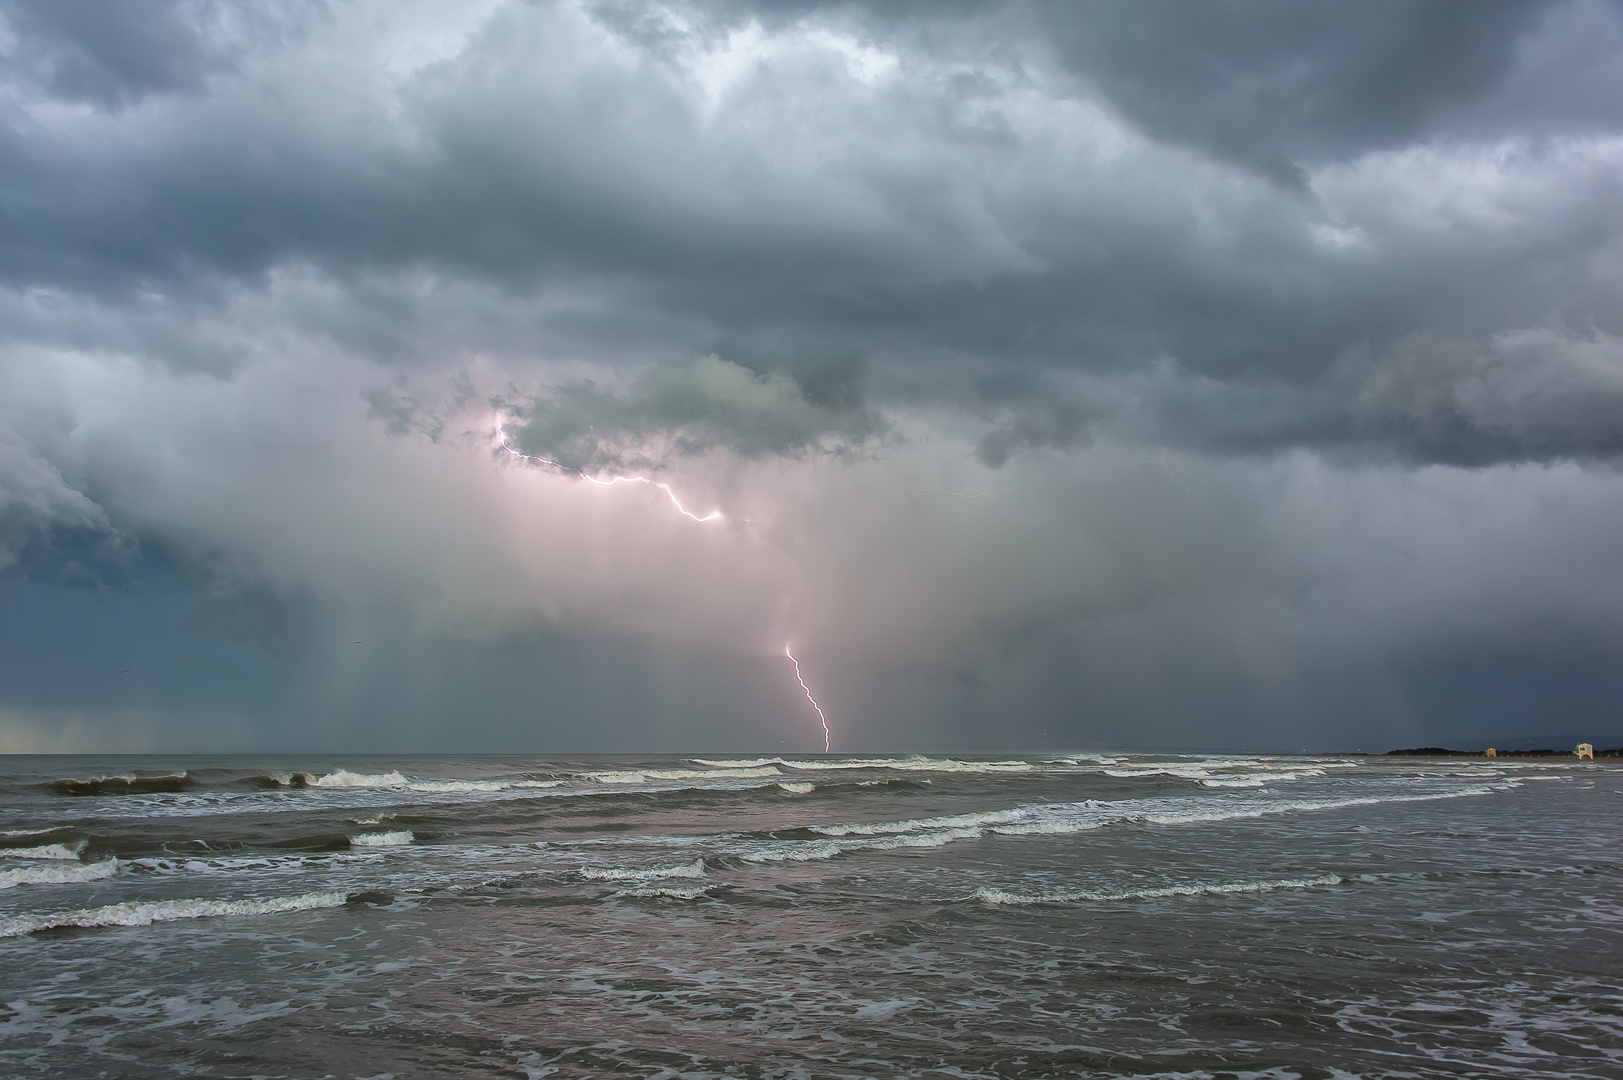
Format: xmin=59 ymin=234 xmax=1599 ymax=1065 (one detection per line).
xmin=349 ymin=830 xmax=413 ymax=847
xmin=777 ymin=782 xmax=815 ymax=794
xmin=813 ymin=807 xmax=1040 ymax=837
xmin=408 ymin=778 xmax=561 ymax=793
xmin=0 ymin=890 xmax=350 ymax=939
xmin=584 ymin=767 xmax=781 ymax=784
xmin=0 ymin=859 xmax=120 ymax=889
xmin=3 ymin=842 xmax=86 ymax=860
xmin=580 ymin=859 xmax=706 ymax=881
xmin=46 ymin=774 xmax=193 ymax=797
xmin=694 ymin=756 xmax=1031 ymax=774
xmin=742 ymin=785 xmax=1505 ymax=865
xmin=613 ymin=883 xmax=711 ymax=900
xmin=310 ymin=770 xmax=411 ymax=788
xmin=742 ymin=826 xmax=991 ymax=863
xmin=974 ymin=874 xmax=1342 ymax=906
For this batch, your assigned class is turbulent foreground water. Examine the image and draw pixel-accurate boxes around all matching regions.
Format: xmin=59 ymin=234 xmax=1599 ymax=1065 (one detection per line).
xmin=0 ymin=753 xmax=1618 ymax=1079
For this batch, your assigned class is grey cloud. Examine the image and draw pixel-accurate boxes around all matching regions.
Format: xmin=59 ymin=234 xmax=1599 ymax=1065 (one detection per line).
xmin=0 ymin=0 xmax=1616 ymax=466
xmin=1027 ymin=0 xmax=1559 ymax=185
xmin=1358 ymin=328 xmax=1623 ymax=461
xmin=0 ymin=0 xmax=221 ymax=107
xmin=503 ymin=354 xmax=885 ymax=473
xmin=0 ymin=422 xmax=131 ymax=579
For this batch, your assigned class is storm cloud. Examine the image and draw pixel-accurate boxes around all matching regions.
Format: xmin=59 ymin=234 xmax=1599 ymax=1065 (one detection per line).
xmin=0 ymin=0 xmax=1620 ymax=751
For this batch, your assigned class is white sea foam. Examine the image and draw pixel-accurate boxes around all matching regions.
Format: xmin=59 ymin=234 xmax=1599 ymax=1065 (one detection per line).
xmin=694 ymin=756 xmax=1031 ymax=773
xmin=311 ymin=770 xmax=411 ymax=788
xmin=407 ymin=778 xmax=562 ymax=793
xmin=349 ymin=830 xmax=413 ymax=847
xmin=584 ymin=767 xmax=781 ymax=783
xmin=690 ymin=758 xmax=782 ymax=769
xmin=777 ymin=782 xmax=815 ymax=794
xmin=974 ymin=874 xmax=1342 ymax=906
xmin=742 ymin=785 xmax=1506 ymax=865
xmin=580 ymin=859 xmax=706 ymax=881
xmin=1201 ymin=777 xmax=1267 ymax=788
xmin=5 ymin=842 xmax=85 ymax=860
xmin=614 ymin=883 xmax=711 ymax=900
xmin=0 ymin=890 xmax=349 ymax=938
xmin=0 ymin=859 xmax=119 ymax=889
xmin=814 ymin=807 xmax=1039 ymax=837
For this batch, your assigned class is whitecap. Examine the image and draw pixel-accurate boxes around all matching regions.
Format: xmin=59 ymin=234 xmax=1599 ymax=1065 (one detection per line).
xmin=697 ymin=756 xmax=1031 ymax=774
xmin=0 ymin=859 xmax=119 ymax=890
xmin=777 ymin=782 xmax=815 ymax=794
xmin=614 ymin=883 xmax=711 ymax=900
xmin=4 ymin=842 xmax=86 ymax=860
xmin=0 ymin=890 xmax=349 ymax=938
xmin=974 ymin=874 xmax=1342 ymax=906
xmin=311 ymin=770 xmax=411 ymax=788
xmin=580 ymin=859 xmax=706 ymax=881
xmin=584 ymin=766 xmax=780 ymax=783
xmin=349 ymin=830 xmax=413 ymax=847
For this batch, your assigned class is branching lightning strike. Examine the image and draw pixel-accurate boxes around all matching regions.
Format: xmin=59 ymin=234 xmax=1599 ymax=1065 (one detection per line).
xmin=495 ymin=414 xmax=723 ymax=523
xmin=785 ymin=644 xmax=832 ymax=753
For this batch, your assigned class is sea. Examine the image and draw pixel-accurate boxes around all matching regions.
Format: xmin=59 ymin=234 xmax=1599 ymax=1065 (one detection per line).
xmin=0 ymin=752 xmax=1618 ymax=1079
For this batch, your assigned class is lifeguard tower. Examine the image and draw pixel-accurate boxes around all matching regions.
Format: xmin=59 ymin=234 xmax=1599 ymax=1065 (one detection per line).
xmin=1485 ymin=747 xmax=1497 ymax=758
xmin=1577 ymin=742 xmax=1594 ymax=760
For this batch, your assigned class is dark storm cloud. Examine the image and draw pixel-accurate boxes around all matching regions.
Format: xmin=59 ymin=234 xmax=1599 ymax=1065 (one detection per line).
xmin=500 ymin=354 xmax=885 ymax=473
xmin=1029 ymin=0 xmax=1560 ymax=184
xmin=0 ymin=0 xmax=219 ymax=107
xmin=0 ymin=0 xmax=1618 ymax=467
xmin=1 ymin=0 xmax=1621 ymax=751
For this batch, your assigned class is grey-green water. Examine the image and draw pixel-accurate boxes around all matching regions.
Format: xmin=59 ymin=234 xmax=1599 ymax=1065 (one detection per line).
xmin=1 ymin=753 xmax=1618 ymax=1078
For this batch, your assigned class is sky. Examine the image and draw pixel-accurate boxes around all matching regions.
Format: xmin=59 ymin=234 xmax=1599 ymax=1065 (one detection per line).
xmin=1 ymin=0 xmax=1621 ymax=754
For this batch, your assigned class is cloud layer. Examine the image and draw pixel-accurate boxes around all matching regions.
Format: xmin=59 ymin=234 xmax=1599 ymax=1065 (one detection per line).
xmin=0 ymin=0 xmax=1620 ymax=750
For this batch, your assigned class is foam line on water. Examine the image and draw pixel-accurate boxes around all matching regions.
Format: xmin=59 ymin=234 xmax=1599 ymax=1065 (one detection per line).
xmin=974 ymin=874 xmax=1343 ymax=905
xmin=742 ymin=784 xmax=1504 ymax=864
xmin=580 ymin=859 xmax=707 ymax=881
xmin=0 ymin=890 xmax=349 ymax=938
xmin=585 ymin=766 xmax=782 ymax=783
xmin=691 ymin=756 xmax=1031 ymax=773
xmin=0 ymin=859 xmax=119 ymax=889
xmin=4 ymin=842 xmax=86 ymax=860
xmin=612 ymin=883 xmax=712 ymax=900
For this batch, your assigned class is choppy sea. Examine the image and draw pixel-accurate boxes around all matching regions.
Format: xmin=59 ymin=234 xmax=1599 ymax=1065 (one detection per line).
xmin=0 ymin=752 xmax=1618 ymax=1079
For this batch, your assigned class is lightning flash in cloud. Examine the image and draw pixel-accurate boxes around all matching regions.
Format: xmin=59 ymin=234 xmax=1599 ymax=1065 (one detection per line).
xmin=785 ymin=644 xmax=832 ymax=753
xmin=495 ymin=415 xmax=724 ymax=523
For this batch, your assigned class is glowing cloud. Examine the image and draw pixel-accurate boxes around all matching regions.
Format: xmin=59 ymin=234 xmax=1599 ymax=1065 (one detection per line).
xmin=785 ymin=644 xmax=832 ymax=753
xmin=495 ymin=414 xmax=724 ymax=523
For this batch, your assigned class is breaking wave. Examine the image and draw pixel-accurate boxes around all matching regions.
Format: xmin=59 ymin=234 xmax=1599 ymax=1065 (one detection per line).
xmin=0 ymin=859 xmax=120 ymax=889
xmin=311 ymin=770 xmax=411 ymax=788
xmin=349 ymin=830 xmax=413 ymax=847
xmin=693 ymin=756 xmax=1031 ymax=774
xmin=0 ymin=890 xmax=350 ymax=938
xmin=974 ymin=874 xmax=1343 ymax=905
xmin=585 ymin=767 xmax=781 ymax=783
xmin=3 ymin=842 xmax=85 ymax=860
xmin=580 ymin=859 xmax=706 ymax=882
xmin=737 ymin=785 xmax=1503 ymax=864
xmin=46 ymin=774 xmax=194 ymax=797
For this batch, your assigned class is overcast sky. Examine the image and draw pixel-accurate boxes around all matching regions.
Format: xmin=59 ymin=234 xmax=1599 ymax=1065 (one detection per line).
xmin=1 ymin=0 xmax=1621 ymax=754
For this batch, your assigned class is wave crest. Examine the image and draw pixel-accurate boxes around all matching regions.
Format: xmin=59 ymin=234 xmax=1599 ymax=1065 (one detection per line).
xmin=974 ymin=874 xmax=1342 ymax=906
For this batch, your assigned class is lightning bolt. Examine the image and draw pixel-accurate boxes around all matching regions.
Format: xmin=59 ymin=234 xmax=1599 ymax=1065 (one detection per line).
xmin=495 ymin=414 xmax=723 ymax=523
xmin=785 ymin=644 xmax=831 ymax=753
